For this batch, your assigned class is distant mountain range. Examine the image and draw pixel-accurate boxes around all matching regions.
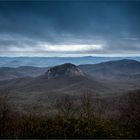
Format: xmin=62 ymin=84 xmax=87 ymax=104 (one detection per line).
xmin=0 ymin=56 xmax=140 ymax=67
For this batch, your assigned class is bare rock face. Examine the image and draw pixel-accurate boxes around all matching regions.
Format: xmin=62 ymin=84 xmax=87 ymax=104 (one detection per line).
xmin=45 ymin=63 xmax=85 ymax=79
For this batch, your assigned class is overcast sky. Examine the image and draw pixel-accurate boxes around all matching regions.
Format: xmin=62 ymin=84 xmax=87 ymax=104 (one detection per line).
xmin=0 ymin=1 xmax=140 ymax=57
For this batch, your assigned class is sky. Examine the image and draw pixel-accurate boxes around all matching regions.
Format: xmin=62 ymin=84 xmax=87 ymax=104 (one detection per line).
xmin=0 ymin=0 xmax=140 ymax=57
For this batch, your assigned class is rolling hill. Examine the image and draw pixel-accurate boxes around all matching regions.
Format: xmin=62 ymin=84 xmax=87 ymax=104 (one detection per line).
xmin=0 ymin=66 xmax=48 ymax=81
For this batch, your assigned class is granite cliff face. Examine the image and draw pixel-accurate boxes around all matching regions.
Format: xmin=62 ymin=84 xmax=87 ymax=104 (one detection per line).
xmin=45 ymin=63 xmax=85 ymax=79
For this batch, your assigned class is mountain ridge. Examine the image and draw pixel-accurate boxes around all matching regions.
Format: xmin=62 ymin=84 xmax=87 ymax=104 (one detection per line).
xmin=45 ymin=63 xmax=85 ymax=79
xmin=78 ymin=59 xmax=140 ymax=80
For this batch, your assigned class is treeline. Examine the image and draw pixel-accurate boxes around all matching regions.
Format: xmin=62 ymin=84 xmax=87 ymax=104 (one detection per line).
xmin=0 ymin=90 xmax=140 ymax=139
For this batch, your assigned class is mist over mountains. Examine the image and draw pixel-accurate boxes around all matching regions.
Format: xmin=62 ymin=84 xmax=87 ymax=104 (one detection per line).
xmin=1 ymin=56 xmax=140 ymax=67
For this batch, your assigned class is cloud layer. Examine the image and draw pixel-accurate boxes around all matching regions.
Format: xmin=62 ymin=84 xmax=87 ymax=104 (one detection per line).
xmin=0 ymin=1 xmax=140 ymax=56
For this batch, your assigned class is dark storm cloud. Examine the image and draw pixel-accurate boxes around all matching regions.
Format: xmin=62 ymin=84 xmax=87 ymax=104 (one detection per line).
xmin=0 ymin=1 xmax=140 ymax=56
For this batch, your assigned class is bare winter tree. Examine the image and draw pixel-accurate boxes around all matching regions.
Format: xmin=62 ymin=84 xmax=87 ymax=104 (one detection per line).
xmin=80 ymin=90 xmax=94 ymax=119
xmin=56 ymin=95 xmax=75 ymax=119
